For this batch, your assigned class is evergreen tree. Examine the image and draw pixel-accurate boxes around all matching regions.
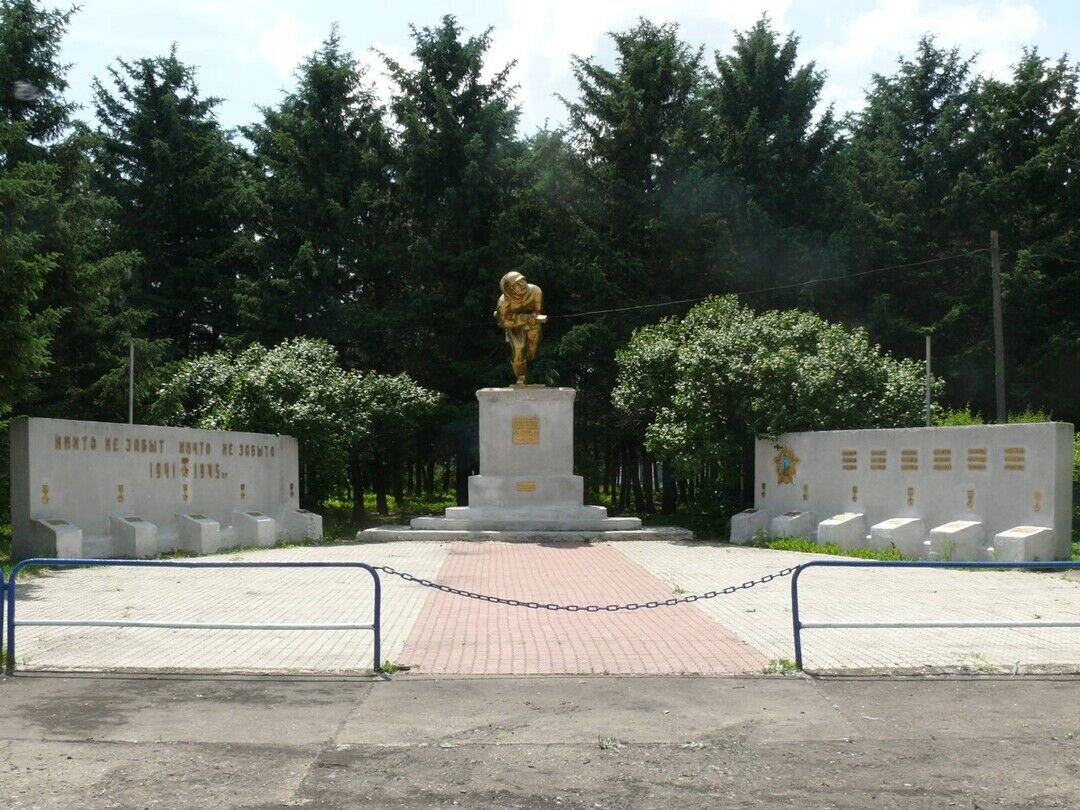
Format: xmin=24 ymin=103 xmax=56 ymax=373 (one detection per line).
xmin=1 ymin=0 xmax=141 ymax=420
xmin=241 ymin=27 xmax=399 ymax=367
xmin=383 ymin=15 xmax=521 ymax=501
xmin=384 ymin=15 xmax=521 ymax=398
xmin=706 ymin=16 xmax=839 ymax=229
xmin=92 ymin=47 xmax=252 ymax=359
xmin=970 ymin=51 xmax=1080 ymax=420
xmin=560 ymin=18 xmax=722 ymax=510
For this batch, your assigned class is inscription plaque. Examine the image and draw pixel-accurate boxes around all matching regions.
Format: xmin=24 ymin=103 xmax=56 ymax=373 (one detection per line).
xmin=511 ymin=415 xmax=540 ymax=445
xmin=515 ymin=481 xmax=537 ymax=492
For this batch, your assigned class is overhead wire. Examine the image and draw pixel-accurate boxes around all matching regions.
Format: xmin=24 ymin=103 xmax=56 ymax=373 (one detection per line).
xmin=547 ymin=249 xmax=990 ymax=320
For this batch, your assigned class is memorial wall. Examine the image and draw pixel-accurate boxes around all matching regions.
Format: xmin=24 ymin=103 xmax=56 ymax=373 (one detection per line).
xmin=9 ymin=417 xmax=321 ymax=559
xmin=736 ymin=422 xmax=1074 ymax=560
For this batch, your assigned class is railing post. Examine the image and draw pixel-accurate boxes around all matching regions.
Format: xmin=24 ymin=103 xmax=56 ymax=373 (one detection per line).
xmin=371 ymin=567 xmax=382 ymax=672
xmin=4 ymin=558 xmax=384 ymax=675
xmin=790 ymin=565 xmax=804 ymax=671
xmin=0 ymin=569 xmax=6 ymax=672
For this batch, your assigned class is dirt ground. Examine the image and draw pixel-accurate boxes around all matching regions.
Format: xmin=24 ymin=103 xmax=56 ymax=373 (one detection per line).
xmin=1 ymin=672 xmax=1077 ymax=808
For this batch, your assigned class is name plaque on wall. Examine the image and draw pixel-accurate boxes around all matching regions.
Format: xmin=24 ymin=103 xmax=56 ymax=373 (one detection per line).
xmin=511 ymin=416 xmax=540 ymax=445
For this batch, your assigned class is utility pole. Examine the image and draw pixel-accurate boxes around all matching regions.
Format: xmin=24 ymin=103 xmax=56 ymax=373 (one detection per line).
xmin=990 ymin=230 xmax=1006 ymax=422
xmin=128 ymin=341 xmax=134 ymax=425
xmin=925 ymin=334 xmax=932 ymax=427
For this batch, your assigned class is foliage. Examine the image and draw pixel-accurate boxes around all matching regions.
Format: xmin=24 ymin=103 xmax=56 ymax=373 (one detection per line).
xmin=92 ymin=46 xmax=253 ymax=360
xmin=150 ymin=338 xmax=439 ymax=506
xmin=240 ymin=28 xmax=397 ymax=364
xmin=762 ymin=536 xmax=912 ymax=561
xmin=615 ymin=295 xmax=932 ymax=464
xmin=4 ymin=3 xmax=1079 ymax=521
xmin=934 ymin=406 xmax=984 ymax=426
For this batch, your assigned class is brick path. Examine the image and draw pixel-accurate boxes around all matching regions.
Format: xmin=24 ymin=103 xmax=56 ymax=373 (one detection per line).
xmin=9 ymin=540 xmax=1080 ymax=675
xmin=397 ymin=541 xmax=766 ymax=674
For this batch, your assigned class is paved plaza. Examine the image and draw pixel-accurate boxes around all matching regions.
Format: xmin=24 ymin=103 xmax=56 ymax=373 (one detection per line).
xmin=8 ymin=540 xmax=1079 ymax=675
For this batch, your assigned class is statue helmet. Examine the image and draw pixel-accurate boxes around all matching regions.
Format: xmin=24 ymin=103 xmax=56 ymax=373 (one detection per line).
xmin=500 ymin=270 xmax=527 ymax=297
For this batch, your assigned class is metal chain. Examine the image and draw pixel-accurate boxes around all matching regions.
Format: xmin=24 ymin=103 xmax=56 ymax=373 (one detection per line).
xmin=372 ymin=564 xmax=797 ymax=612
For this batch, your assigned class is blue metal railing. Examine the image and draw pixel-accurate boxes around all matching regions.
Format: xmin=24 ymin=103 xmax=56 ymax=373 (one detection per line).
xmin=790 ymin=559 xmax=1080 ymax=671
xmin=6 ymin=558 xmax=381 ymax=674
xmin=0 ymin=568 xmax=5 ymax=663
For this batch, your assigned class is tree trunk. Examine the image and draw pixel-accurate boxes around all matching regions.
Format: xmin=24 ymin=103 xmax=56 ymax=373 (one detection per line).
xmin=455 ymin=455 xmax=470 ymax=506
xmin=641 ymin=444 xmax=655 ymax=513
xmin=661 ymin=458 xmax=677 ymax=515
xmin=425 ymin=460 xmax=435 ymax=498
xmin=391 ymin=458 xmax=405 ymax=512
xmin=373 ymin=451 xmax=388 ymax=516
xmin=630 ymin=442 xmax=646 ymax=513
xmin=348 ymin=447 xmax=366 ymax=523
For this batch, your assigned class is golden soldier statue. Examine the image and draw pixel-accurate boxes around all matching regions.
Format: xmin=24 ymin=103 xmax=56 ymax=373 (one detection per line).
xmin=495 ymin=270 xmax=547 ymax=384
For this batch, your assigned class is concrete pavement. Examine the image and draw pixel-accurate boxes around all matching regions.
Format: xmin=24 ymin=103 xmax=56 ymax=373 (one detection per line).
xmin=1 ymin=673 xmax=1077 ymax=808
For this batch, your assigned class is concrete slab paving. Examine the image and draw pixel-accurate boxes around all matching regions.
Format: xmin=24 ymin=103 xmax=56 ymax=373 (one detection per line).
xmin=614 ymin=540 xmax=1080 ymax=673
xmin=1 ymin=674 xmax=1078 ymax=808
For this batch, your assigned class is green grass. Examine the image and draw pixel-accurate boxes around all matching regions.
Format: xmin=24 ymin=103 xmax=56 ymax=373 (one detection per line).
xmin=758 ymin=535 xmax=914 ymax=561
xmin=378 ymin=660 xmax=412 ymax=674
xmin=762 ymin=657 xmax=799 ymax=674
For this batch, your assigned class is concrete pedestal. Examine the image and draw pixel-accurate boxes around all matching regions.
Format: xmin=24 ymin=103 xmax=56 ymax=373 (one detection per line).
xmin=408 ymin=388 xmax=643 ymax=533
xmin=30 ymin=518 xmax=83 ymax=558
xmin=817 ymin=513 xmax=868 ymax=551
xmin=177 ymin=513 xmax=221 ymax=555
xmin=869 ymin=517 xmax=927 ymax=558
xmin=992 ymin=526 xmax=1056 ymax=562
xmin=234 ymin=510 xmax=276 ymax=547
xmin=770 ymin=511 xmax=816 ymax=539
xmin=729 ymin=509 xmax=770 ymax=544
xmin=282 ymin=508 xmax=323 ymax=541
xmin=928 ymin=520 xmax=988 ymax=561
xmin=110 ymin=514 xmax=158 ymax=558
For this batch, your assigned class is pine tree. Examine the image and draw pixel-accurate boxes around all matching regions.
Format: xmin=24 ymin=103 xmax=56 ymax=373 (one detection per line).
xmin=384 ymin=15 xmax=521 ymax=399
xmin=706 ymin=16 xmax=839 ymax=228
xmin=92 ymin=46 xmax=252 ymax=360
xmin=0 ymin=0 xmax=141 ymax=420
xmin=241 ymin=27 xmax=398 ymax=367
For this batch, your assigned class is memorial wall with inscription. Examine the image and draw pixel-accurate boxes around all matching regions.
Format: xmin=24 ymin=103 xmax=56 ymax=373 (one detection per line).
xmin=732 ymin=422 xmax=1074 ymax=560
xmin=9 ymin=416 xmax=321 ymax=560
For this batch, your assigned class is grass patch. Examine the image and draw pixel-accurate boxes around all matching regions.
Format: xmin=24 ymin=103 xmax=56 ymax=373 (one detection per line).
xmin=597 ymin=736 xmax=624 ymax=751
xmin=378 ymin=661 xmax=412 ymax=674
xmin=759 ymin=536 xmax=913 ymax=561
xmin=762 ymin=658 xmax=799 ymax=674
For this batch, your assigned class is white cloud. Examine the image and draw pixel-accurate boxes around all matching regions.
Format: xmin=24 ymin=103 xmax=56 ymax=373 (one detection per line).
xmin=488 ymin=0 xmax=794 ymax=130
xmin=814 ymin=0 xmax=1041 ymax=113
xmin=252 ymin=16 xmax=322 ymax=76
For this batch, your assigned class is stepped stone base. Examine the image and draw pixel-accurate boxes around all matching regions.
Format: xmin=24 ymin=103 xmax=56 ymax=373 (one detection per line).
xmin=358 ymin=525 xmax=695 ymax=543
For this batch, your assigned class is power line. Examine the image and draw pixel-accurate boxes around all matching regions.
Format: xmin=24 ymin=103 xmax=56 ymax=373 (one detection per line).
xmin=548 ymin=249 xmax=990 ymax=320
xmin=1026 ymin=253 xmax=1080 ymax=265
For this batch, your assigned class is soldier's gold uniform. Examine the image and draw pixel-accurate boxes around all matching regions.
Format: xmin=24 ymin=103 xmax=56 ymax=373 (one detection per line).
xmin=495 ymin=271 xmax=547 ymax=384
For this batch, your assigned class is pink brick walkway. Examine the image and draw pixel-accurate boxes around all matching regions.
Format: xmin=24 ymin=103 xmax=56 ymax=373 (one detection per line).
xmin=398 ymin=542 xmax=769 ymax=675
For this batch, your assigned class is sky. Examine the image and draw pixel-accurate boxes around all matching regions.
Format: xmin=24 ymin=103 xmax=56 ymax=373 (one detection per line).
xmin=48 ymin=0 xmax=1078 ymax=134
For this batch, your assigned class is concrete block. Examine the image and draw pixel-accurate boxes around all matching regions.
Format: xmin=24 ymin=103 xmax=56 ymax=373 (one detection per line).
xmin=769 ymin=511 xmax=816 ymax=539
xmin=992 ymin=526 xmax=1056 ymax=562
xmin=928 ymin=520 xmax=987 ymax=561
xmin=177 ymin=513 xmax=221 ymax=555
xmin=281 ymin=508 xmax=323 ymax=541
xmin=233 ymin=510 xmax=276 ymax=547
xmin=109 ymin=514 xmax=159 ymax=558
xmin=869 ymin=517 xmax=927 ymax=558
xmin=29 ymin=518 xmax=83 ymax=558
xmin=817 ymin=513 xmax=868 ymax=551
xmin=729 ymin=508 xmax=771 ymax=544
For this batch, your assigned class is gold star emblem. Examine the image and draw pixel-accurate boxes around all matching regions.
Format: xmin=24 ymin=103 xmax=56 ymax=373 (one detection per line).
xmin=773 ymin=446 xmax=799 ymax=485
